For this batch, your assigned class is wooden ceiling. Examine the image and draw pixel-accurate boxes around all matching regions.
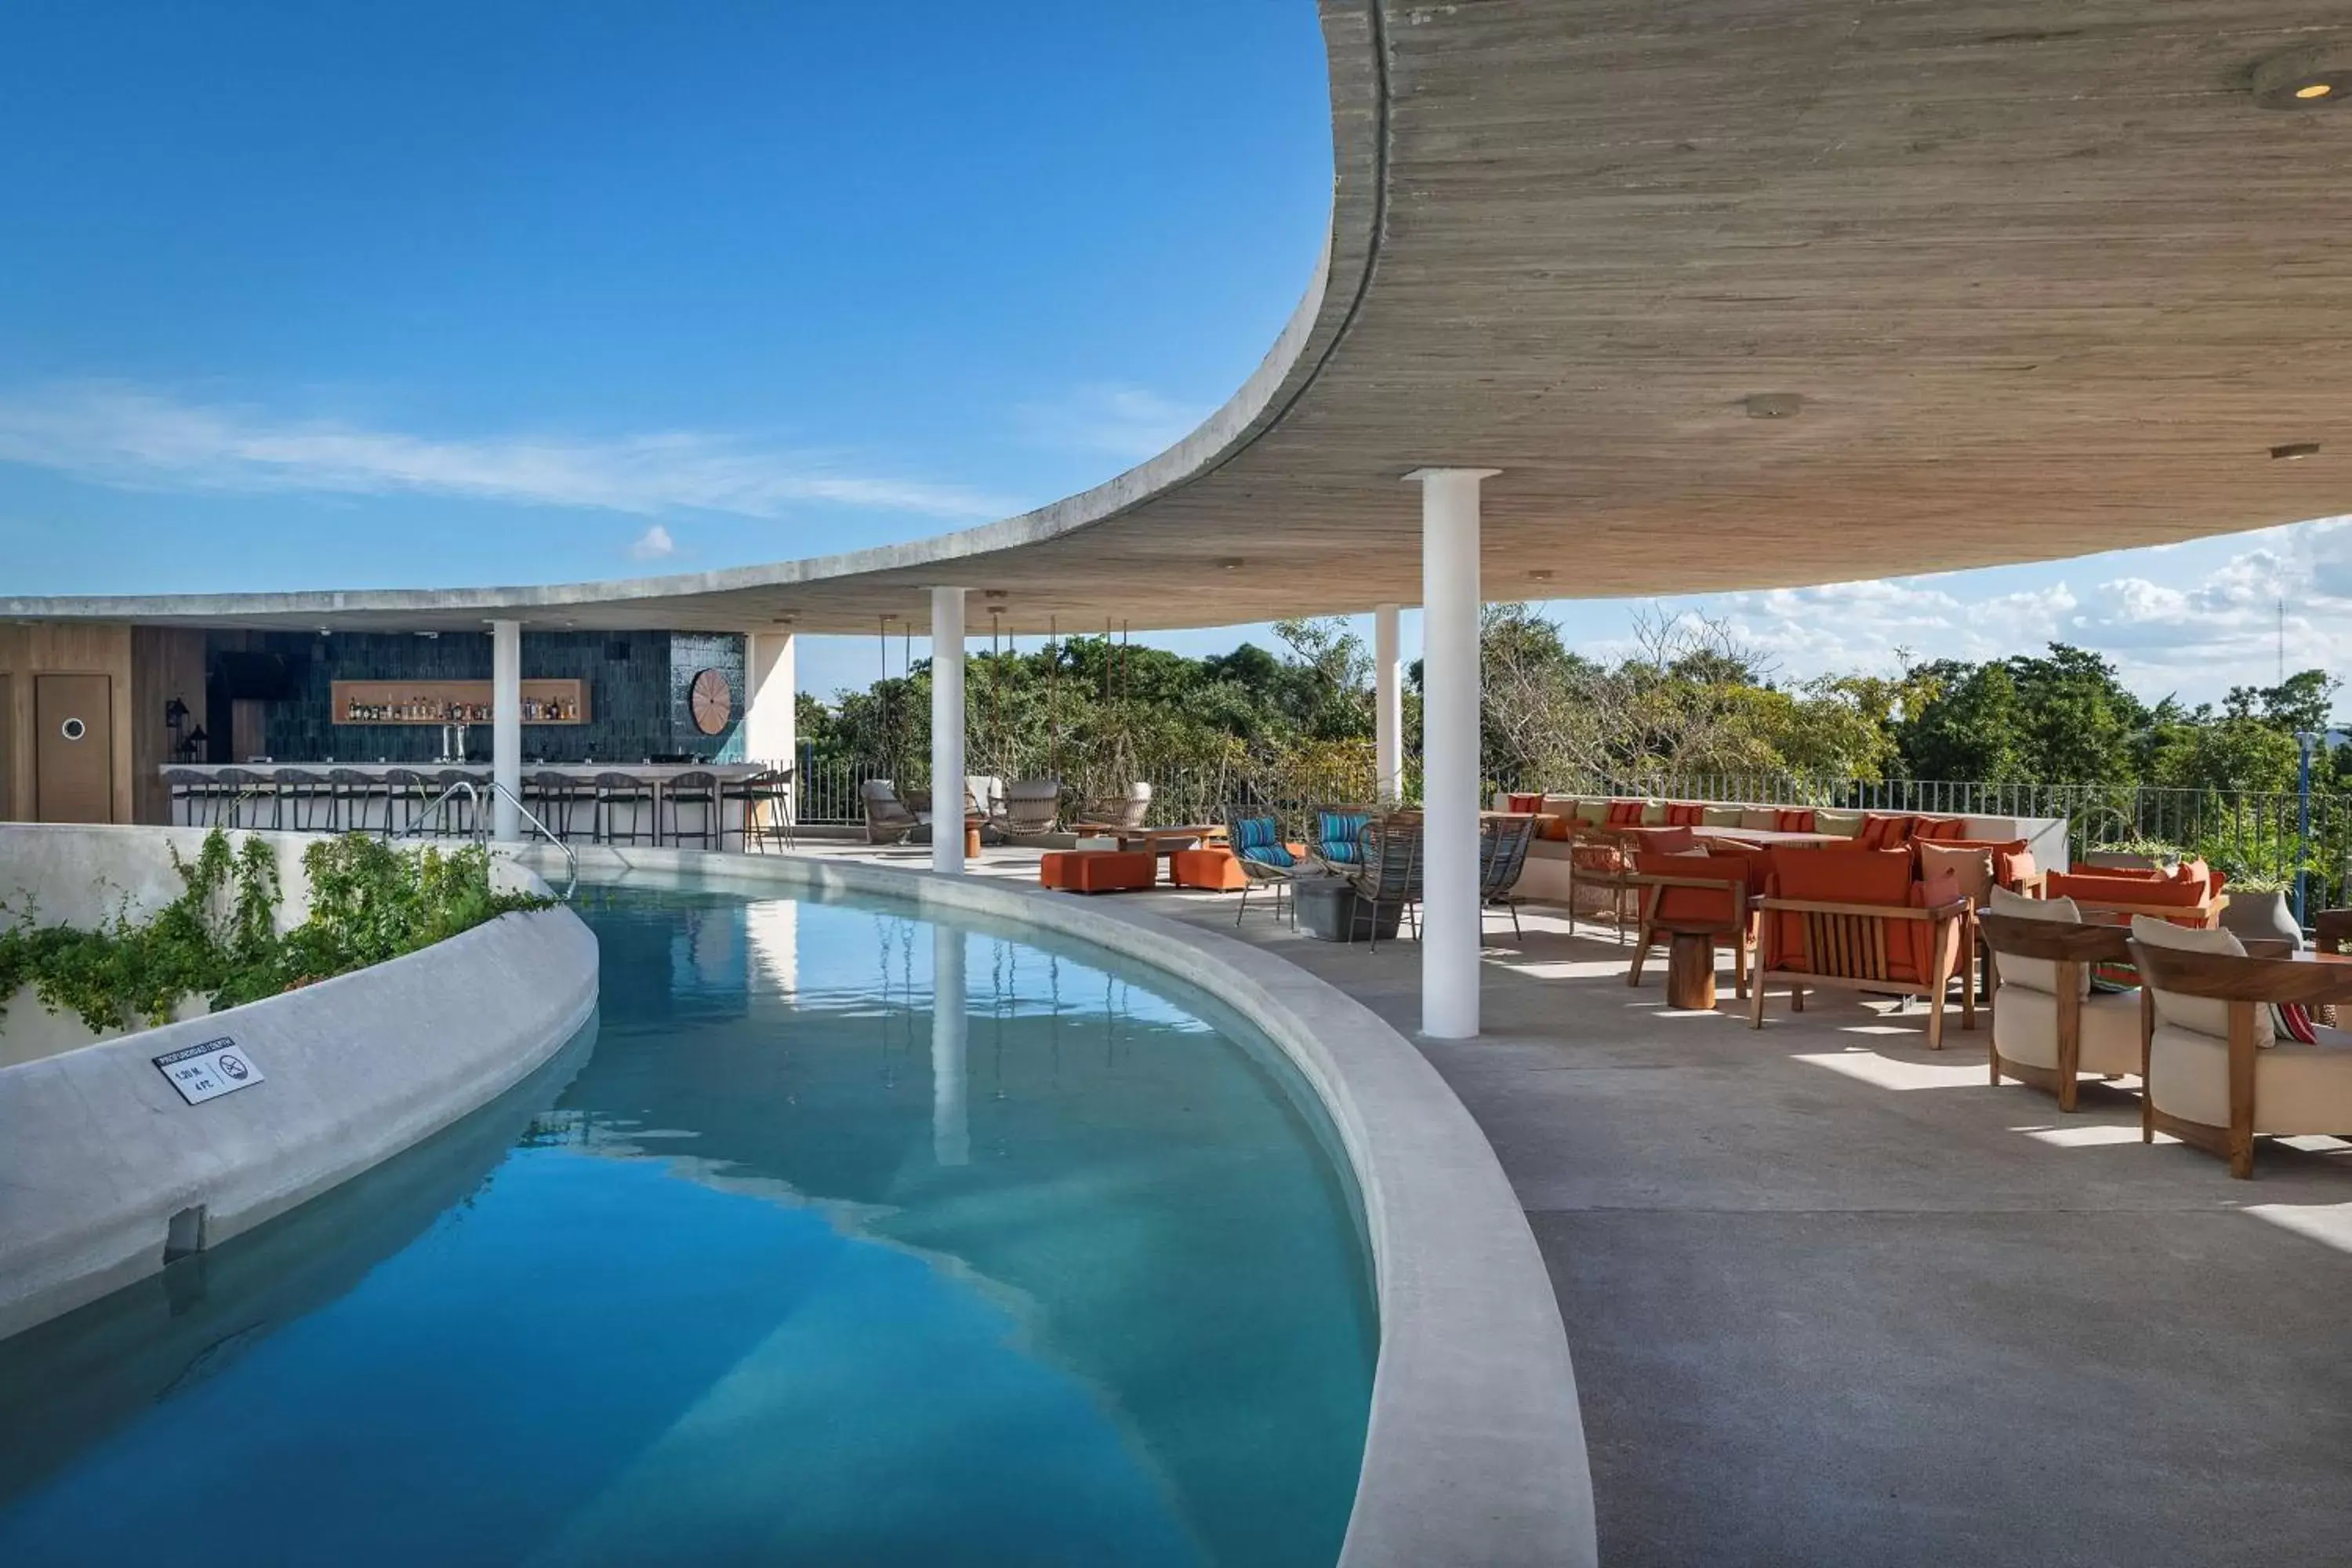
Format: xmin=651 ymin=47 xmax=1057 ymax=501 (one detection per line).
xmin=10 ymin=0 xmax=2350 ymax=633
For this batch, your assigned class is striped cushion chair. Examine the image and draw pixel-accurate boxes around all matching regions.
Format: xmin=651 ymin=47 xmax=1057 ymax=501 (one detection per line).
xmin=1231 ymin=815 xmax=1300 ymax=926
xmin=1311 ymin=808 xmax=1374 ymax=872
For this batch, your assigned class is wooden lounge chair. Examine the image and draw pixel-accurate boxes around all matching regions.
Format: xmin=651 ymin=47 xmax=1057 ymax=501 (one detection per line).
xmin=1628 ymin=851 xmax=1752 ymax=1004
xmin=859 ymin=779 xmax=921 ymax=845
xmin=1977 ymin=892 xmax=2140 ymax=1111
xmin=1749 ymin=847 xmax=1973 ymax=1047
xmin=1563 ymin=825 xmax=1640 ymax=943
xmin=2129 ymin=916 xmax=2352 ymax=1178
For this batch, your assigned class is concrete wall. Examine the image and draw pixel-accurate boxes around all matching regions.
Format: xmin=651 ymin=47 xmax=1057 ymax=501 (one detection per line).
xmin=0 ymin=825 xmax=599 ymax=1339
xmin=538 ymin=844 xmax=1599 ymax=1568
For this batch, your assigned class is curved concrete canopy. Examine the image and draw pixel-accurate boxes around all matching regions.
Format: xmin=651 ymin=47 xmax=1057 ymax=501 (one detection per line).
xmin=9 ymin=0 xmax=2351 ymax=636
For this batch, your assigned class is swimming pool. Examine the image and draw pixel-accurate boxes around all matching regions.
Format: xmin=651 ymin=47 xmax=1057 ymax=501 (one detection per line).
xmin=0 ymin=884 xmax=1375 ymax=1566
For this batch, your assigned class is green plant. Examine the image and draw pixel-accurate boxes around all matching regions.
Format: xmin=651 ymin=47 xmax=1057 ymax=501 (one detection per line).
xmin=0 ymin=829 xmax=550 ymax=1036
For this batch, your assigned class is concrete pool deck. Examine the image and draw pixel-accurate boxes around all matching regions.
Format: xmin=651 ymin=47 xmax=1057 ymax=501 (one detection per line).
xmin=786 ymin=838 xmax=2352 ymax=1567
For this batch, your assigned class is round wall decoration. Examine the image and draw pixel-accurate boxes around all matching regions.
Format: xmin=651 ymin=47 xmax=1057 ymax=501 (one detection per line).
xmin=688 ymin=667 xmax=734 ymax=735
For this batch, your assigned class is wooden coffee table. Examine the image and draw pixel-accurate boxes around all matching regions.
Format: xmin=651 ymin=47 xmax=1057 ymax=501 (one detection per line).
xmin=1069 ymin=823 xmax=1229 ymax=883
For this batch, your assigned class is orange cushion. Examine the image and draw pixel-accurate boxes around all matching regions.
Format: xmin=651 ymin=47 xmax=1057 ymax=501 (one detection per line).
xmin=1061 ymin=851 xmax=1158 ymax=893
xmin=1606 ymin=799 xmax=1647 ymax=826
xmin=1627 ymin=825 xmax=1697 ymax=855
xmin=1860 ymin=813 xmax=1916 ymax=851
xmin=1170 ymin=847 xmax=1248 ymax=891
xmin=1903 ymin=867 xmax=1965 ymax=981
xmin=1505 ymin=792 xmax=1545 ymax=814
xmin=1766 ymin=848 xmax=1918 ymax=974
xmin=1635 ymin=850 xmax=1740 ymax=927
xmin=1664 ymin=802 xmax=1706 ymax=827
xmin=1911 ymin=816 xmax=1967 ymax=842
xmin=1536 ymin=814 xmax=1573 ymax=840
xmin=1775 ymin=808 xmax=1816 ymax=833
xmin=2047 ymin=870 xmax=2205 ymax=909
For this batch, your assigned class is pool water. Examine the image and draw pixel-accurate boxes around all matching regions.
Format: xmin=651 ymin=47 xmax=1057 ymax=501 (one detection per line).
xmin=0 ymin=884 xmax=1375 ymax=1566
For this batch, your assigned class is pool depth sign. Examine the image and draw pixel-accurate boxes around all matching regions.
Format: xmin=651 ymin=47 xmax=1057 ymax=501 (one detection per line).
xmin=154 ymin=1037 xmax=265 ymax=1105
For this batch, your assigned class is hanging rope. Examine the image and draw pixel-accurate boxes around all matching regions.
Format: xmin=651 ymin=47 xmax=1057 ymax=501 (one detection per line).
xmin=1048 ymin=615 xmax=1061 ymax=782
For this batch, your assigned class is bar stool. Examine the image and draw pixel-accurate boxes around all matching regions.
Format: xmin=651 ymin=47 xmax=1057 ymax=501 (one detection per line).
xmin=724 ymin=768 xmax=794 ymax=852
xmin=213 ymin=767 xmax=266 ymax=829
xmin=271 ymin=768 xmax=331 ymax=831
xmin=381 ymin=768 xmax=430 ymax=837
xmin=527 ymin=771 xmax=591 ymax=841
xmin=592 ymin=771 xmax=655 ymax=845
xmin=163 ymin=768 xmax=212 ymax=826
xmin=325 ymin=768 xmax=377 ymax=834
xmin=662 ymin=770 xmax=720 ymax=849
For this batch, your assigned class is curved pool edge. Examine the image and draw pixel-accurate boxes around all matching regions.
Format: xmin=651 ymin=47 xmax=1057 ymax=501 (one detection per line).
xmin=0 ymin=833 xmax=599 ymax=1341
xmin=541 ymin=845 xmax=1599 ymax=1568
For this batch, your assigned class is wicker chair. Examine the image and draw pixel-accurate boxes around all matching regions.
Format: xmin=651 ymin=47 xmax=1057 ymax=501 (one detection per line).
xmin=1229 ymin=815 xmax=1303 ymax=927
xmin=1479 ymin=813 xmax=1539 ymax=939
xmin=860 ymin=779 xmax=922 ymax=845
xmin=999 ymin=778 xmax=1063 ymax=840
xmin=1346 ymin=815 xmax=1425 ymax=952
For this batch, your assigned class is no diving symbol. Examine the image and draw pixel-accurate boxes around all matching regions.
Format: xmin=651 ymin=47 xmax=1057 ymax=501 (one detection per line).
xmin=218 ymin=1054 xmax=249 ymax=1080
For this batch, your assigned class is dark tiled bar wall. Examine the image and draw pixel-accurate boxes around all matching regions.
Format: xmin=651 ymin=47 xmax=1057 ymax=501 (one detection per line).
xmin=238 ymin=630 xmax=747 ymax=764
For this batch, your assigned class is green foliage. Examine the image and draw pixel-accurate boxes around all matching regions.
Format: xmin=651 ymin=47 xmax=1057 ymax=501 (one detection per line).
xmin=0 ymin=829 xmax=549 ymax=1036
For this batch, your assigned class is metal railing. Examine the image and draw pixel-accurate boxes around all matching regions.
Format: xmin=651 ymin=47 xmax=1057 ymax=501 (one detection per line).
xmin=398 ymin=778 xmax=579 ymax=899
xmin=1502 ymin=770 xmax=2352 ymax=906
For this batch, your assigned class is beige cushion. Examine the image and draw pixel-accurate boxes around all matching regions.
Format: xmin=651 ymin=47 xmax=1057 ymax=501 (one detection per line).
xmin=1986 ymin=886 xmax=2089 ymax=997
xmin=2129 ymin=916 xmax=2271 ymax=1046
xmin=2148 ymin=1023 xmax=2352 ymax=1134
xmin=1994 ymin=987 xmax=2143 ymax=1077
xmin=1574 ymin=798 xmax=1610 ymax=825
xmin=1639 ymin=800 xmax=1668 ymax=826
xmin=1541 ymin=795 xmax=1581 ymax=818
xmin=1922 ymin=842 xmax=1995 ymax=909
xmin=1703 ymin=805 xmax=1745 ymax=828
xmin=1737 ymin=807 xmax=1780 ymax=832
xmin=1814 ymin=808 xmax=1865 ymax=837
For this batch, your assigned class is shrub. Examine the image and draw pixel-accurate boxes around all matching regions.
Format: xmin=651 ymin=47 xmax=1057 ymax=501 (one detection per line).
xmin=0 ymin=829 xmax=550 ymax=1035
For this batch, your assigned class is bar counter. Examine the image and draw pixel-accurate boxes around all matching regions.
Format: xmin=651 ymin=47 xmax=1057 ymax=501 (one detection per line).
xmin=158 ymin=761 xmax=777 ymax=846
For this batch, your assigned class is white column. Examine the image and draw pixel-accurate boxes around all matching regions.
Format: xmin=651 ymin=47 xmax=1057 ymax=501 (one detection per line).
xmin=1408 ymin=467 xmax=1498 ymax=1040
xmin=745 ymin=632 xmax=797 ymax=765
xmin=931 ymin=923 xmax=970 ymax=1167
xmin=491 ymin=619 xmax=521 ymax=843
xmin=1375 ymin=601 xmax=1403 ymax=804
xmin=931 ymin=586 xmax=967 ymax=874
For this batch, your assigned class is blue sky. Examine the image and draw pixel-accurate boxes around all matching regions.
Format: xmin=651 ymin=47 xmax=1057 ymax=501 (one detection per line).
xmin=2 ymin=2 xmax=2342 ymax=710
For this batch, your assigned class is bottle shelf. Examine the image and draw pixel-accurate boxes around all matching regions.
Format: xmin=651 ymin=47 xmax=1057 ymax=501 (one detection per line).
xmin=330 ymin=678 xmax=590 ymax=725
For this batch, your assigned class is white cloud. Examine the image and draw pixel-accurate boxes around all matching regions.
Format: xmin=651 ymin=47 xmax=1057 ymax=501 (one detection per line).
xmin=1599 ymin=515 xmax=2352 ymax=706
xmin=1014 ymin=383 xmax=1206 ymax=461
xmin=627 ymin=524 xmax=677 ymax=561
xmin=0 ymin=380 xmax=1016 ymax=521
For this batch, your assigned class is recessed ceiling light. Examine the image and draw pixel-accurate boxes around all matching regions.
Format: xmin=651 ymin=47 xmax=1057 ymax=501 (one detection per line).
xmin=1744 ymin=392 xmax=1803 ymax=419
xmin=2272 ymin=441 xmax=2322 ymax=461
xmin=1530 ymin=569 xmax=1555 ymax=582
xmin=1218 ymin=557 xmax=1244 ymax=571
xmin=2250 ymin=48 xmax=2348 ymax=109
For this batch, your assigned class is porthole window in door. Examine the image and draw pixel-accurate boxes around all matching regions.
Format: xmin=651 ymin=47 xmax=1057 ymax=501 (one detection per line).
xmin=60 ymin=717 xmax=87 ymax=742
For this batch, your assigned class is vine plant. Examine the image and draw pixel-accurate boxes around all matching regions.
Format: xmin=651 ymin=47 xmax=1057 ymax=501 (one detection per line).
xmin=0 ymin=829 xmax=549 ymax=1036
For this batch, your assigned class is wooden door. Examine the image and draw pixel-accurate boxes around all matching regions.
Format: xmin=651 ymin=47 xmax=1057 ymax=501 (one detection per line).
xmin=0 ymin=673 xmax=13 ymax=819
xmin=34 ymin=673 xmax=114 ymax=822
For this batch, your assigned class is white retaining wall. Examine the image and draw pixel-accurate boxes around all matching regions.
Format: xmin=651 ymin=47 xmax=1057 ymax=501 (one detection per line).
xmin=0 ymin=826 xmax=598 ymax=1339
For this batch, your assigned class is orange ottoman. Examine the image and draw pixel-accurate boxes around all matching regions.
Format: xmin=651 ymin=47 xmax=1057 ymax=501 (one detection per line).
xmin=1041 ymin=850 xmax=1156 ymax=894
xmin=1171 ymin=847 xmax=1248 ymax=891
